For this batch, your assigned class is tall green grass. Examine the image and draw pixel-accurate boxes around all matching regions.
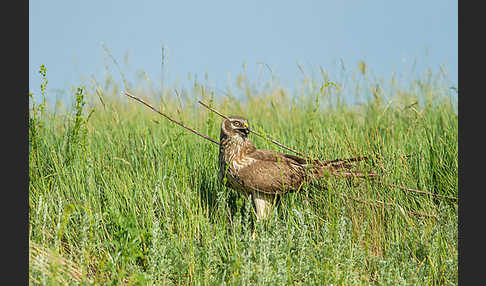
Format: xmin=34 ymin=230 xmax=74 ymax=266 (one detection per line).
xmin=29 ymin=62 xmax=457 ymax=285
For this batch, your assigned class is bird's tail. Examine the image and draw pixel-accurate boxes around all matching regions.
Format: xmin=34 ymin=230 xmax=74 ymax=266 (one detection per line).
xmin=312 ymin=156 xmax=378 ymax=179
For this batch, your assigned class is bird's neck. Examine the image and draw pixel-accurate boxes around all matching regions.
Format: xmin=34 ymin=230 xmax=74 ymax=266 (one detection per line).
xmin=219 ymin=134 xmax=256 ymax=159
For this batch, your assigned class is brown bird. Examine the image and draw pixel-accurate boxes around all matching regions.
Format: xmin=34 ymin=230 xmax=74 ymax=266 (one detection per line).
xmin=218 ymin=116 xmax=377 ymax=219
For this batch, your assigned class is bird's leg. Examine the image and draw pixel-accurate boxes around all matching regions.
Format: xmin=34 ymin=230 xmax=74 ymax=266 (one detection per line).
xmin=252 ymin=191 xmax=274 ymax=220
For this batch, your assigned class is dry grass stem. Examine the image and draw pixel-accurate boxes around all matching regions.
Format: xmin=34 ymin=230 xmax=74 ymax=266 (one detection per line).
xmin=342 ymin=193 xmax=438 ymax=220
xmin=125 ymin=91 xmax=219 ymax=145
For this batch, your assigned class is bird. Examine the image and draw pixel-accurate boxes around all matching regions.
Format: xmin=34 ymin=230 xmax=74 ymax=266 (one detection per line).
xmin=218 ymin=116 xmax=377 ymax=220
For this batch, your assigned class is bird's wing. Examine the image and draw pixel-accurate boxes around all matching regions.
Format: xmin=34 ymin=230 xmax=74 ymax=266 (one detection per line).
xmin=238 ymin=153 xmax=309 ymax=194
xmin=241 ymin=149 xmax=377 ymax=195
xmin=248 ymin=149 xmax=310 ymax=165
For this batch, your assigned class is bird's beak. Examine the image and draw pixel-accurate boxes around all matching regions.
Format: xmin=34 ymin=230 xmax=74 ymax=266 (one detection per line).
xmin=243 ymin=123 xmax=250 ymax=134
xmin=237 ymin=123 xmax=250 ymax=135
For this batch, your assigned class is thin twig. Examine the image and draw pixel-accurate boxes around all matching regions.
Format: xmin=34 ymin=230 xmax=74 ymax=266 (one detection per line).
xmin=198 ymin=100 xmax=309 ymax=158
xmin=197 ymin=100 xmax=230 ymax=120
xmin=124 ymin=91 xmax=219 ymax=145
xmin=379 ymin=182 xmax=458 ymax=201
xmin=341 ymin=193 xmax=438 ymax=220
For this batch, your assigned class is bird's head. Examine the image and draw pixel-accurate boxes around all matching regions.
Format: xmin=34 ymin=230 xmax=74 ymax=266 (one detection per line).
xmin=220 ymin=116 xmax=251 ymax=140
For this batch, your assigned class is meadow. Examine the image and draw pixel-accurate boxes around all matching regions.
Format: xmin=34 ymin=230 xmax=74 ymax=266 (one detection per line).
xmin=29 ymin=62 xmax=458 ymax=285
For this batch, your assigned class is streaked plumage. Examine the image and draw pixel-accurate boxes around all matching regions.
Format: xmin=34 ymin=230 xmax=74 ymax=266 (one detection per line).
xmin=218 ymin=116 xmax=376 ymax=219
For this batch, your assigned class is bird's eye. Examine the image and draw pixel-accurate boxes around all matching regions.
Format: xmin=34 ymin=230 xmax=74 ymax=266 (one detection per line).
xmin=233 ymin=121 xmax=241 ymax=127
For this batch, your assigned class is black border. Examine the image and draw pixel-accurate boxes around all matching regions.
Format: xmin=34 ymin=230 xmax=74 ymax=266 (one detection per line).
xmin=458 ymin=0 xmax=478 ymax=284
xmin=6 ymin=0 xmax=29 ymax=283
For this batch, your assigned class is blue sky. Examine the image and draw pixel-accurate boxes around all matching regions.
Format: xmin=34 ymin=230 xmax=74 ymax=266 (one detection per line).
xmin=29 ymin=0 xmax=457 ymax=102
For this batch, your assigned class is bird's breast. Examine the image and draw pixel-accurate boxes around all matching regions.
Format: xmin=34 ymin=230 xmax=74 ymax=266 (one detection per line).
xmin=218 ymin=138 xmax=255 ymax=192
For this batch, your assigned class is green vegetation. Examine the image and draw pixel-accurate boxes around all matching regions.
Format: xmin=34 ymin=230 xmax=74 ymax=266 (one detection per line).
xmin=29 ymin=62 xmax=457 ymax=285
